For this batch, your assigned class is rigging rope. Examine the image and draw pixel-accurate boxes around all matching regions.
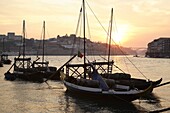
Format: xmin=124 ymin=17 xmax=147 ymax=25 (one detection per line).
xmin=70 ymin=7 xmax=82 ymax=57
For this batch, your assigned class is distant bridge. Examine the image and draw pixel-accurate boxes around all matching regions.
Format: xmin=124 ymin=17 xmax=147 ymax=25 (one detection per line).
xmin=129 ymin=47 xmax=147 ymax=51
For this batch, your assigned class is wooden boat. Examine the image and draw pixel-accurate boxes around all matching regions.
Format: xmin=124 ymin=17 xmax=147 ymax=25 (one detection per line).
xmin=64 ymin=61 xmax=153 ymax=102
xmin=63 ymin=0 xmax=153 ymax=102
xmin=1 ymin=54 xmax=12 ymax=64
xmin=4 ymin=20 xmax=44 ymax=82
xmin=65 ymin=59 xmax=161 ymax=91
xmin=64 ymin=77 xmax=152 ymax=102
xmin=5 ymin=57 xmax=44 ymax=82
xmin=32 ymin=21 xmax=60 ymax=80
xmin=64 ymin=58 xmax=154 ymax=101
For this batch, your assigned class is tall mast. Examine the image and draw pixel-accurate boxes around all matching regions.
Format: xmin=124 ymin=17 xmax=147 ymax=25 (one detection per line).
xmin=22 ymin=20 xmax=26 ymax=68
xmin=83 ymin=0 xmax=86 ymax=79
xmin=108 ymin=8 xmax=113 ymax=72
xmin=42 ymin=21 xmax=45 ymax=63
xmin=23 ymin=20 xmax=26 ymax=58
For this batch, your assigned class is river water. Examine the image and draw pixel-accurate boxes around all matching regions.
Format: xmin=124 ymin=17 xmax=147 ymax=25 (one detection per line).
xmin=0 ymin=55 xmax=169 ymax=113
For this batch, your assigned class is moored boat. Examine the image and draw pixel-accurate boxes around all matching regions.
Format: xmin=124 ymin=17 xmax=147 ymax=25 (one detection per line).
xmin=4 ymin=20 xmax=44 ymax=82
xmin=1 ymin=54 xmax=12 ymax=64
xmin=32 ymin=21 xmax=60 ymax=80
xmin=63 ymin=0 xmax=153 ymax=102
xmin=64 ymin=61 xmax=153 ymax=102
xmin=4 ymin=54 xmax=44 ymax=83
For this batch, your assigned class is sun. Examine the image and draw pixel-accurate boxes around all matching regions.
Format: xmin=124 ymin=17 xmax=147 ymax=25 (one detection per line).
xmin=112 ymin=24 xmax=129 ymax=44
xmin=113 ymin=32 xmax=123 ymax=44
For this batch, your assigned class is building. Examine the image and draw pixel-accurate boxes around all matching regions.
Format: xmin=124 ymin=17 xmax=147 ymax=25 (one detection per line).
xmin=0 ymin=34 xmax=6 ymax=41
xmin=146 ymin=37 xmax=170 ymax=58
xmin=7 ymin=32 xmax=15 ymax=39
xmin=14 ymin=35 xmax=22 ymax=40
xmin=0 ymin=32 xmax=22 ymax=41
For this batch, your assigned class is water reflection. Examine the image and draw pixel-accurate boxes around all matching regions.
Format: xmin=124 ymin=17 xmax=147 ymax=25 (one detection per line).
xmin=144 ymin=93 xmax=161 ymax=104
xmin=140 ymin=93 xmax=162 ymax=110
xmin=63 ymin=91 xmax=147 ymax=113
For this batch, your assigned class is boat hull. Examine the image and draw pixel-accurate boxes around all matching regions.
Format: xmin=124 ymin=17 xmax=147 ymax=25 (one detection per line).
xmin=32 ymin=66 xmax=60 ymax=80
xmin=64 ymin=80 xmax=152 ymax=102
xmin=4 ymin=72 xmax=16 ymax=81
xmin=2 ymin=59 xmax=12 ymax=64
xmin=16 ymin=71 xmax=44 ymax=83
xmin=4 ymin=71 xmax=44 ymax=83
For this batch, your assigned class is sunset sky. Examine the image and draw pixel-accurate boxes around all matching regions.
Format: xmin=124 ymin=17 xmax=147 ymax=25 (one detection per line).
xmin=0 ymin=0 xmax=170 ymax=47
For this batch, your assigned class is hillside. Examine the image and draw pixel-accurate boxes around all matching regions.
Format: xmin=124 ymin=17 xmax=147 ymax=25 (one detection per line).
xmin=0 ymin=34 xmax=136 ymax=55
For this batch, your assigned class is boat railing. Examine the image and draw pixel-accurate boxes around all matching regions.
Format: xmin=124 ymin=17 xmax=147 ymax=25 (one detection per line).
xmin=14 ymin=57 xmax=32 ymax=69
xmin=66 ymin=61 xmax=114 ymax=77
